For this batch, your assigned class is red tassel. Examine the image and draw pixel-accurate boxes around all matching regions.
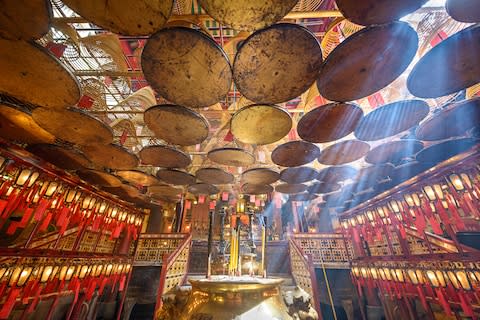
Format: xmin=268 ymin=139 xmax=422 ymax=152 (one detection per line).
xmin=458 ymin=290 xmax=474 ymax=317
xmin=85 ymin=280 xmax=97 ymax=301
xmin=26 ymin=285 xmax=43 ymax=314
xmin=435 ymin=287 xmax=453 ymax=315
xmin=112 ymin=223 xmax=123 ymax=238
xmin=0 ymin=288 xmax=21 ymax=319
xmin=98 ymin=276 xmax=108 ymax=296
xmin=118 ymin=274 xmax=127 ymax=292
xmin=39 ymin=212 xmax=53 ymax=232
xmin=33 ymin=199 xmax=50 ymax=221
xmin=416 ymin=286 xmax=429 ymax=311
xmin=0 ymin=200 xmax=7 ymax=216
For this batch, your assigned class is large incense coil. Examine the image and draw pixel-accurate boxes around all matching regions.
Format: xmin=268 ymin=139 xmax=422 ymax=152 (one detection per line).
xmin=289 ymin=193 xmax=318 ymax=201
xmin=156 ymin=169 xmax=196 ymax=185
xmin=241 ymin=168 xmax=279 ymax=185
xmin=196 ymin=167 xmax=234 ymax=185
xmin=365 ymin=140 xmax=424 ymax=165
xmin=187 ymin=183 xmax=219 ymax=195
xmin=446 ymin=0 xmax=480 ymax=22
xmin=318 ymin=140 xmax=370 ymax=165
xmin=139 ymin=145 xmax=191 ymax=168
xmin=355 ymin=164 xmax=395 ymax=184
xmin=275 ymin=183 xmax=307 ymax=194
xmin=416 ymin=98 xmax=480 ymax=141
xmin=408 ymin=25 xmax=480 ymax=98
xmin=297 ymin=103 xmax=363 ymax=143
xmin=142 ymin=27 xmax=232 ymax=108
xmin=77 ymin=169 xmax=122 ymax=187
xmin=241 ymin=183 xmax=273 ymax=195
xmin=27 ymin=144 xmax=91 ymax=171
xmin=82 ymin=144 xmax=139 ymax=170
xmin=148 ymin=184 xmax=182 ymax=198
xmin=389 ymin=161 xmax=432 ymax=185
xmin=61 ymin=0 xmax=173 ymax=36
xmin=415 ymin=138 xmax=479 ymax=165
xmin=355 ymin=100 xmax=430 ymax=141
xmin=0 ymin=40 xmax=80 ymax=109
xmin=0 ymin=104 xmax=55 ymax=144
xmin=107 ymin=183 xmax=140 ymax=198
xmin=233 ymin=23 xmax=322 ymax=104
xmin=307 ymin=181 xmax=341 ymax=194
xmin=144 ymin=104 xmax=209 ymax=146
xmin=0 ymin=0 xmax=52 ymax=40
xmin=197 ymin=0 xmax=297 ymax=31
xmin=230 ymin=104 xmax=292 ymax=145
xmin=32 ymin=107 xmax=113 ymax=146
xmin=116 ymin=170 xmax=159 ymax=187
xmin=317 ymin=22 xmax=418 ymax=102
xmin=317 ymin=165 xmax=357 ymax=183
xmin=280 ymin=167 xmax=317 ymax=184
xmin=207 ymin=147 xmax=255 ymax=167
xmin=271 ymin=141 xmax=320 ymax=167
xmin=335 ymin=0 xmax=427 ymax=26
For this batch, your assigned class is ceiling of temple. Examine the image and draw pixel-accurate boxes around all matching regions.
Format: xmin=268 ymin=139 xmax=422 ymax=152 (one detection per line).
xmin=0 ymin=0 xmax=479 ymax=216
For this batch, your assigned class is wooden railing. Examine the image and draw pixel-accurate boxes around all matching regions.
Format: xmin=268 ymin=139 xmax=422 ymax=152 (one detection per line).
xmin=292 ymin=233 xmax=352 ymax=269
xmin=134 ymin=233 xmax=189 ymax=266
xmin=288 ymin=237 xmax=321 ymax=315
xmin=154 ymin=233 xmax=192 ymax=317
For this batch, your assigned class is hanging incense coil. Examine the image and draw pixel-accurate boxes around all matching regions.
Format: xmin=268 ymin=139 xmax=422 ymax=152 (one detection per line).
xmin=0 ymin=40 xmax=80 ymax=109
xmin=317 ymin=22 xmax=418 ymax=102
xmin=289 ymin=193 xmax=318 ymax=201
xmin=318 ymin=140 xmax=370 ymax=165
xmin=233 ymin=23 xmax=322 ymax=104
xmin=187 ymin=183 xmax=219 ymax=195
xmin=297 ymin=103 xmax=363 ymax=143
xmin=197 ymin=0 xmax=297 ymax=31
xmin=0 ymin=0 xmax=52 ymax=40
xmin=317 ymin=165 xmax=357 ymax=183
xmin=82 ymin=144 xmax=139 ymax=170
xmin=446 ymin=0 xmax=480 ymax=23
xmin=280 ymin=167 xmax=318 ymax=184
xmin=148 ymin=184 xmax=183 ymax=199
xmin=241 ymin=183 xmax=273 ymax=195
xmin=77 ymin=169 xmax=122 ymax=187
xmin=365 ymin=140 xmax=424 ymax=166
xmin=230 ymin=104 xmax=292 ymax=145
xmin=32 ymin=107 xmax=113 ymax=146
xmin=144 ymin=104 xmax=210 ymax=146
xmin=116 ymin=170 xmax=159 ymax=187
xmin=142 ymin=26 xmax=232 ymax=108
xmin=61 ymin=0 xmax=173 ymax=36
xmin=0 ymin=104 xmax=55 ymax=144
xmin=408 ymin=25 xmax=480 ymax=98
xmin=355 ymin=100 xmax=430 ymax=141
xmin=307 ymin=181 xmax=341 ymax=194
xmin=28 ymin=144 xmax=91 ymax=171
xmin=207 ymin=147 xmax=255 ymax=167
xmin=271 ymin=141 xmax=320 ymax=167
xmin=416 ymin=98 xmax=480 ymax=141
xmin=156 ymin=169 xmax=196 ymax=185
xmin=241 ymin=168 xmax=279 ymax=185
xmin=275 ymin=183 xmax=307 ymax=194
xmin=335 ymin=0 xmax=427 ymax=26
xmin=415 ymin=138 xmax=479 ymax=166
xmin=139 ymin=145 xmax=191 ymax=168
xmin=196 ymin=167 xmax=234 ymax=185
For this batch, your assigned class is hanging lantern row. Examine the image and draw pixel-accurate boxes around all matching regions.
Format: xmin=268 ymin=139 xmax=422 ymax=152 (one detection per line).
xmin=0 ymin=259 xmax=131 ymax=319
xmin=351 ymin=264 xmax=480 ymax=317
xmin=0 ymin=156 xmax=144 ymax=240
xmin=341 ymin=167 xmax=480 ymax=250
